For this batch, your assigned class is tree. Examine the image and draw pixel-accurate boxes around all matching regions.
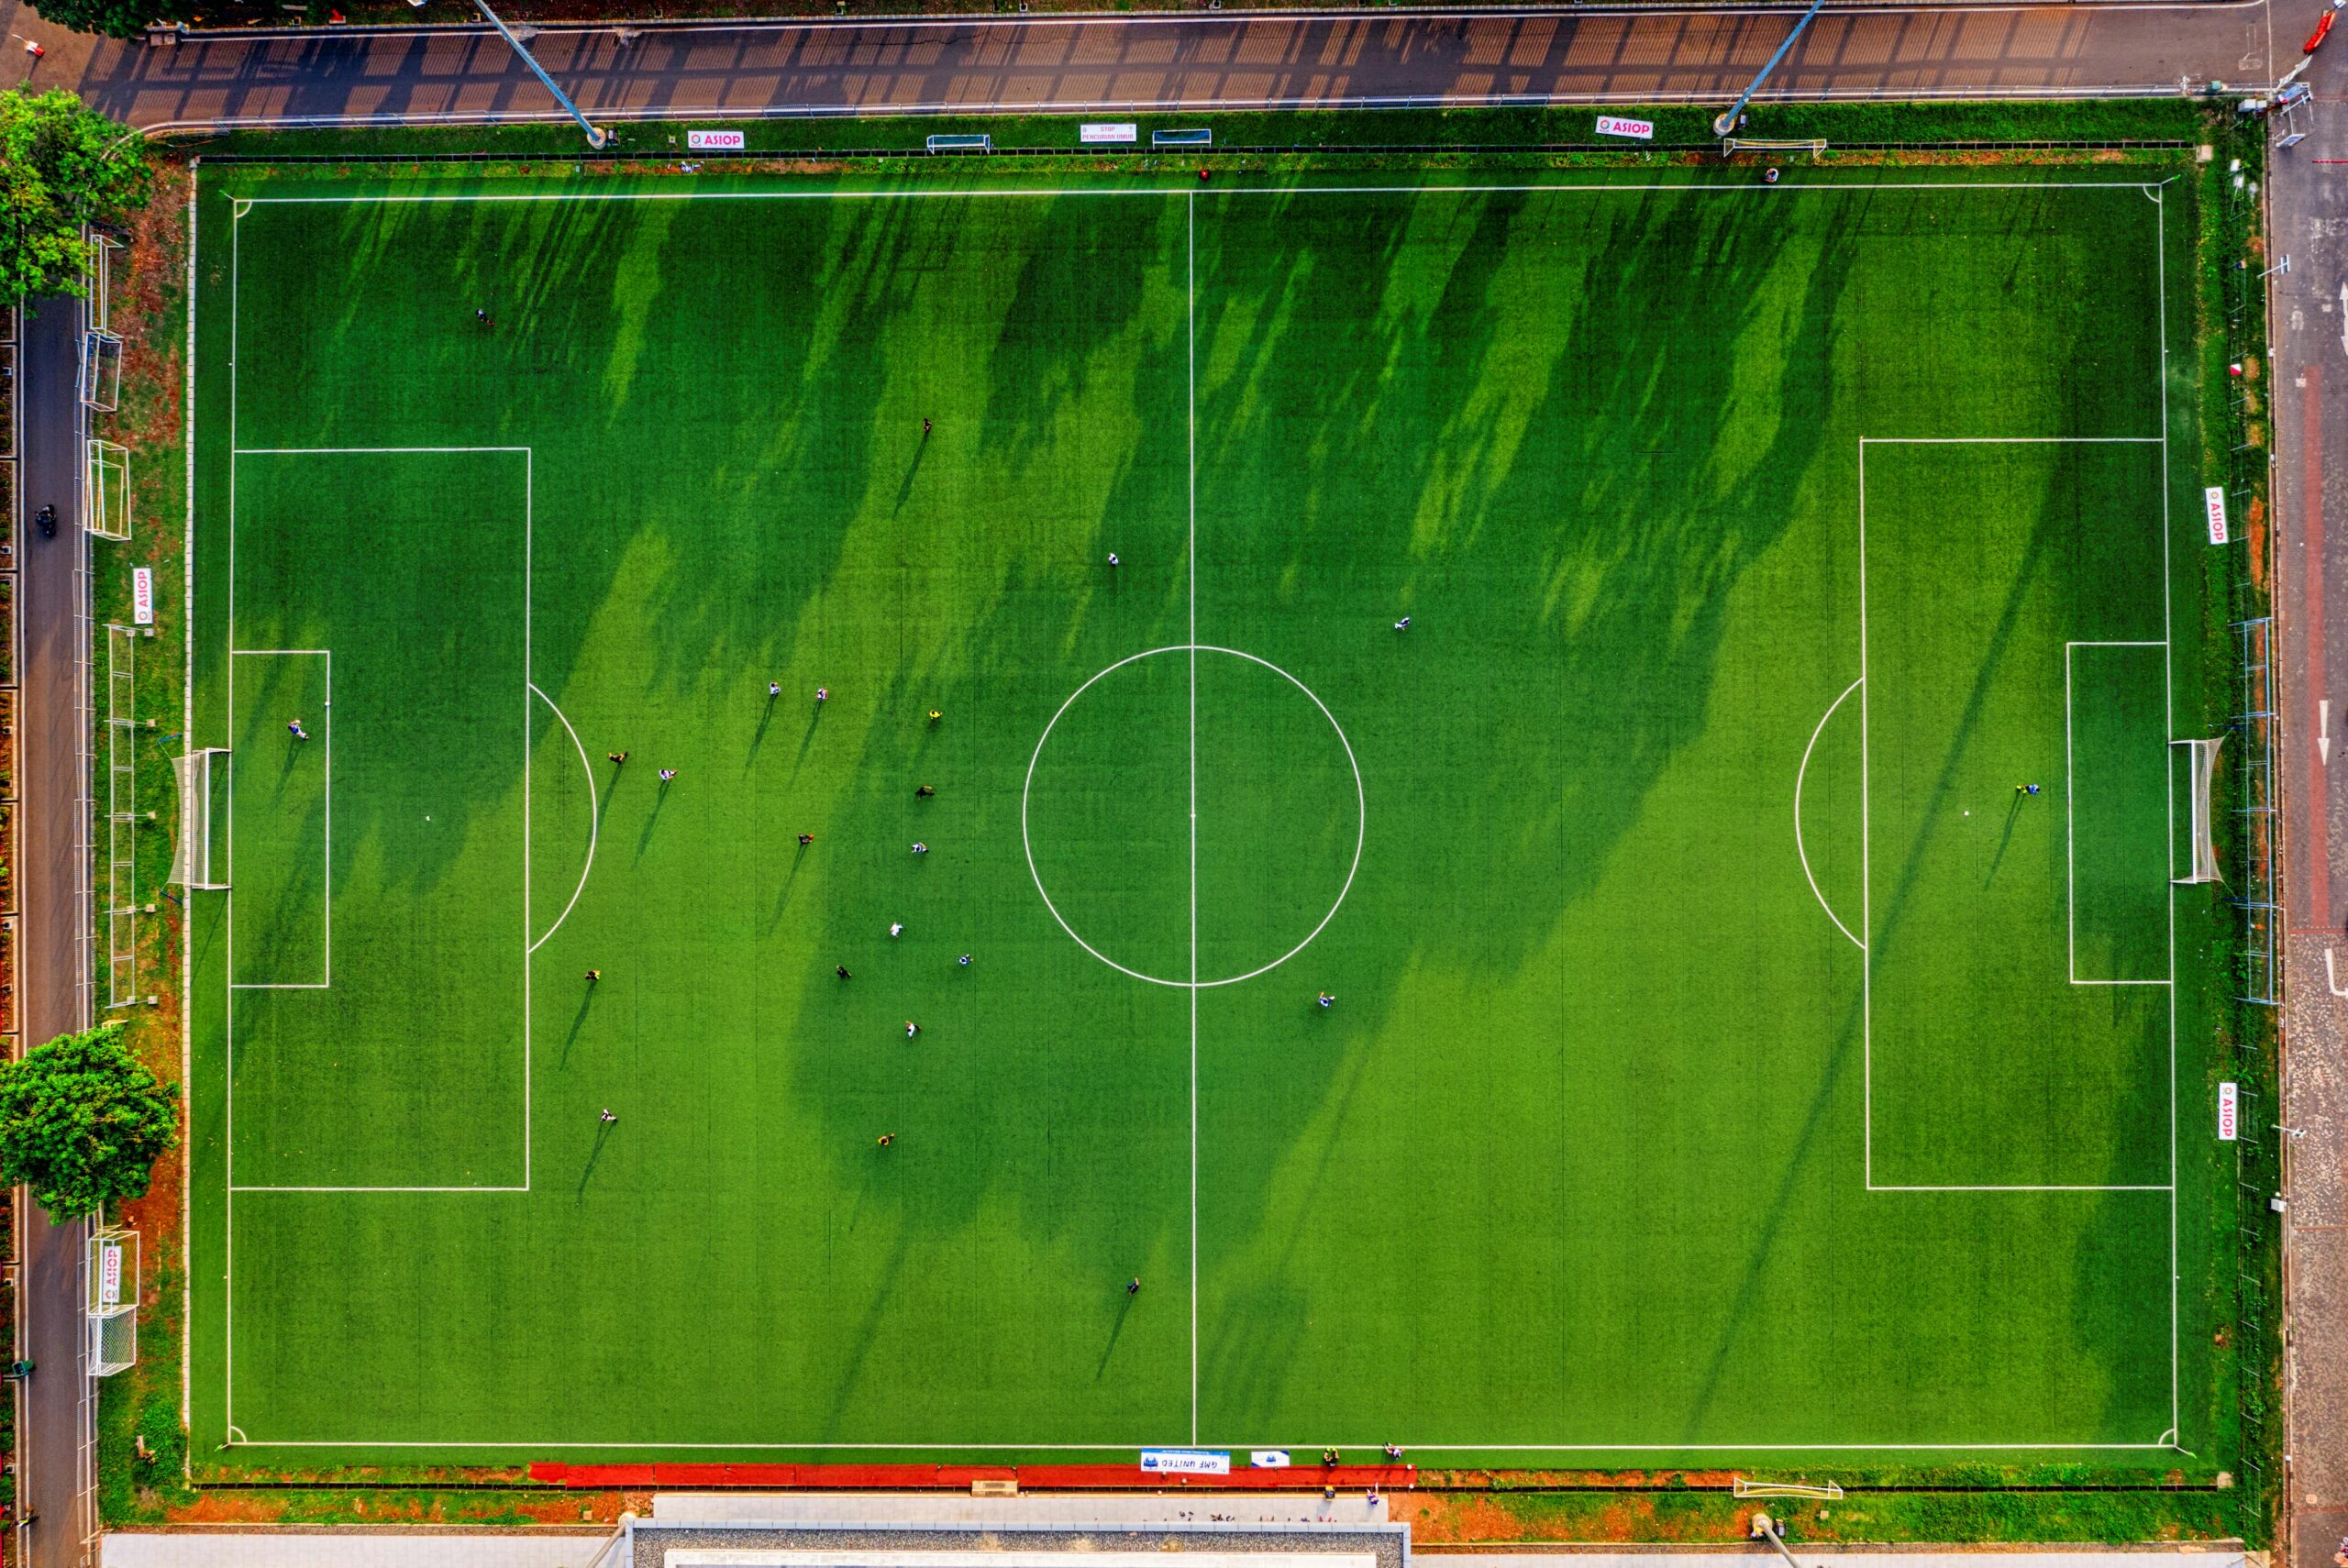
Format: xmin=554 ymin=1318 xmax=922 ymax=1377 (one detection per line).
xmin=0 ymin=89 xmax=150 ymax=302
xmin=0 ymin=1022 xmax=179 ymax=1220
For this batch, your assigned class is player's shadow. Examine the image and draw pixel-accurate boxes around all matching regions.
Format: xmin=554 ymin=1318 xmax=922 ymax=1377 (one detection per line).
xmin=634 ymin=780 xmax=672 ymax=864
xmin=577 ymin=1120 xmax=615 ymax=1198
xmin=1985 ymin=791 xmax=2031 ymax=886
xmin=790 ymin=709 xmax=823 ymax=778
xmin=560 ymin=988 xmax=595 ymax=1066
xmin=1094 ymin=1289 xmax=1139 ymax=1381
xmin=600 ymin=762 xmax=624 ymax=814
xmin=748 ymin=694 xmax=778 ymax=765
xmin=764 ymin=853 xmax=806 ymax=934
xmin=892 ymin=442 xmax=928 ymax=515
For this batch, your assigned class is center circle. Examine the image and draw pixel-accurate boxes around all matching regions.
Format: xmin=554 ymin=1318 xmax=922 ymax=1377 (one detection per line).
xmin=1022 ymin=646 xmax=1365 ymax=988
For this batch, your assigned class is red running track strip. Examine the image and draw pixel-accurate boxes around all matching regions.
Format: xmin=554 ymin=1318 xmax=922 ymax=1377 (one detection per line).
xmin=531 ymin=1461 xmax=1418 ymax=1490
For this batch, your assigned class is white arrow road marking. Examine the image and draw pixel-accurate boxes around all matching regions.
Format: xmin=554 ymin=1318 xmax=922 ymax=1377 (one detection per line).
xmin=2325 ymin=697 xmax=2334 ymax=765
xmin=2339 ymin=282 xmax=2347 ymax=358
xmin=2330 ymin=947 xmax=2348 ymax=999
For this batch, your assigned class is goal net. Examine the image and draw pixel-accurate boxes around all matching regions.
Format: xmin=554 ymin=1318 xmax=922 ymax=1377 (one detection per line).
xmin=1722 ymin=138 xmax=1829 ymax=158
xmin=172 ymin=749 xmax=230 ymax=890
xmin=85 ymin=439 xmax=130 ymax=541
xmin=87 ymin=1226 xmax=138 ymax=1377
xmin=1734 ymin=1477 xmax=1844 ymax=1501
xmin=78 ymin=329 xmax=121 ymax=412
xmin=2175 ymin=737 xmax=2224 ymax=885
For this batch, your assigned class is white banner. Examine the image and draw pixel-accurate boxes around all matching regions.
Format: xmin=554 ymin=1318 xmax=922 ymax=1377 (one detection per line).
xmin=2205 ymin=485 xmax=2230 ymax=546
xmin=132 ymin=567 xmax=154 ymax=625
xmin=1081 ymin=122 xmax=1139 ymax=144
xmin=1249 ymin=1450 xmax=1291 ymax=1469
xmin=98 ymin=1242 xmax=122 ymax=1307
xmin=2219 ymin=1081 xmax=2239 ymax=1141
xmin=1141 ymin=1449 xmax=1231 ymax=1475
xmin=1595 ymin=115 xmax=1655 ymax=141
xmin=687 ymin=129 xmax=745 ymax=150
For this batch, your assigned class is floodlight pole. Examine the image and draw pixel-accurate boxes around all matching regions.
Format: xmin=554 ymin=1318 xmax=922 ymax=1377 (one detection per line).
xmin=474 ymin=0 xmax=609 ymax=149
xmin=1747 ymin=1514 xmax=1807 ymax=1568
xmin=1711 ymin=0 xmax=1827 ymax=138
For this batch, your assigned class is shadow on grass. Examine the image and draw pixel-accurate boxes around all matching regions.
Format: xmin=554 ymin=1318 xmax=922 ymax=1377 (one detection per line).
xmin=633 ymin=778 xmax=671 ymax=864
xmin=1095 ymin=1288 xmax=1140 ymax=1381
xmin=576 ymin=1118 xmax=615 ymax=1199
xmin=559 ymin=986 xmax=594 ymax=1068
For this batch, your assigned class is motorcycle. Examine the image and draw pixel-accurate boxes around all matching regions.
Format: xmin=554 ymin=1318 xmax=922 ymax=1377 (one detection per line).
xmin=35 ymin=505 xmax=56 ymax=539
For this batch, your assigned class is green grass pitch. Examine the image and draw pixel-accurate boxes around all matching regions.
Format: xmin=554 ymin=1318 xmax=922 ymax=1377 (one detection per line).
xmin=184 ymin=167 xmax=2225 ymax=1465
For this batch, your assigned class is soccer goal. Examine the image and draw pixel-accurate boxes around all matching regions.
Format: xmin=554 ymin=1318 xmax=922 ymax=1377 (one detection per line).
xmin=87 ymin=1226 xmax=138 ymax=1378
xmin=1734 ymin=1477 xmax=1844 ymax=1501
xmin=85 ymin=439 xmax=130 ymax=541
xmin=2175 ymin=736 xmax=2225 ymax=885
xmin=172 ymin=748 xmax=230 ymax=891
xmin=78 ymin=328 xmax=122 ymax=412
xmin=1722 ymin=138 xmax=1829 ymax=159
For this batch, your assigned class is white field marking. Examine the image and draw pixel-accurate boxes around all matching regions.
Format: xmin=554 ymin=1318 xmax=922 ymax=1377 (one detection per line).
xmin=239 ymin=181 xmax=2175 ymax=209
xmin=232 ymin=1183 xmax=527 ymax=1194
xmin=2325 ymin=947 xmax=2348 ymax=999
xmin=205 ymin=185 xmax=2186 ymax=1456
xmin=1019 ymin=645 xmax=1366 ymax=991
xmin=1866 ymin=1184 xmax=2171 ymax=1193
xmin=1186 ymin=186 xmax=1200 ymax=1449
xmin=1855 ymin=436 xmax=2176 ymax=1198
xmin=2065 ymin=641 xmax=2173 ymax=988
xmin=526 ymin=682 xmax=598 ymax=957
xmin=1793 ymin=676 xmax=1865 ymax=951
xmin=222 ymin=440 xmax=537 ymax=1305
xmin=226 ymin=200 xmax=240 ymax=1438
xmin=1858 ymin=440 xmax=1871 ymax=1188
xmin=227 ymin=648 xmax=332 ymax=990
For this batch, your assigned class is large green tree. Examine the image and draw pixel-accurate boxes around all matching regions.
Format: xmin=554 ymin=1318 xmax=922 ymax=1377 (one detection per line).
xmin=0 ymin=1022 xmax=179 ymax=1220
xmin=0 ymin=89 xmax=149 ymax=301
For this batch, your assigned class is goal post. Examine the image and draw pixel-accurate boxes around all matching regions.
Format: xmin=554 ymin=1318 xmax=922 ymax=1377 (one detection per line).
xmin=87 ymin=1226 xmax=138 ymax=1377
xmin=1734 ymin=1477 xmax=1844 ymax=1501
xmin=2174 ymin=736 xmax=2224 ymax=885
xmin=1722 ymin=138 xmax=1828 ymax=159
xmin=85 ymin=439 xmax=130 ymax=541
xmin=78 ymin=328 xmax=121 ymax=412
xmin=173 ymin=748 xmax=230 ymax=890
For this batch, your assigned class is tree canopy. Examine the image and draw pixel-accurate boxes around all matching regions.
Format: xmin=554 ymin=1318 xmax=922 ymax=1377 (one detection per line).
xmin=0 ymin=89 xmax=150 ymax=301
xmin=0 ymin=1022 xmax=179 ymax=1220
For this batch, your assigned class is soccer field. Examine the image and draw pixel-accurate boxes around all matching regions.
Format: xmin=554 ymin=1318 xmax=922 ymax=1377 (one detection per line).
xmin=184 ymin=166 xmax=2223 ymax=1465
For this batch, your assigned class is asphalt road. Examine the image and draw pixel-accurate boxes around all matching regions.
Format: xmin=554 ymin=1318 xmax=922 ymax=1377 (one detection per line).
xmin=15 ymin=295 xmax=93 ymax=1568
xmin=0 ymin=1 xmax=2276 ymax=134
xmin=2268 ymin=40 xmax=2348 ymax=1568
xmin=0 ymin=2 xmax=2323 ymax=1566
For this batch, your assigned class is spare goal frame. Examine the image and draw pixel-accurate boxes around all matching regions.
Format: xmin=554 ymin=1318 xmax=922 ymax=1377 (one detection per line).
xmin=87 ymin=1225 xmax=138 ymax=1377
